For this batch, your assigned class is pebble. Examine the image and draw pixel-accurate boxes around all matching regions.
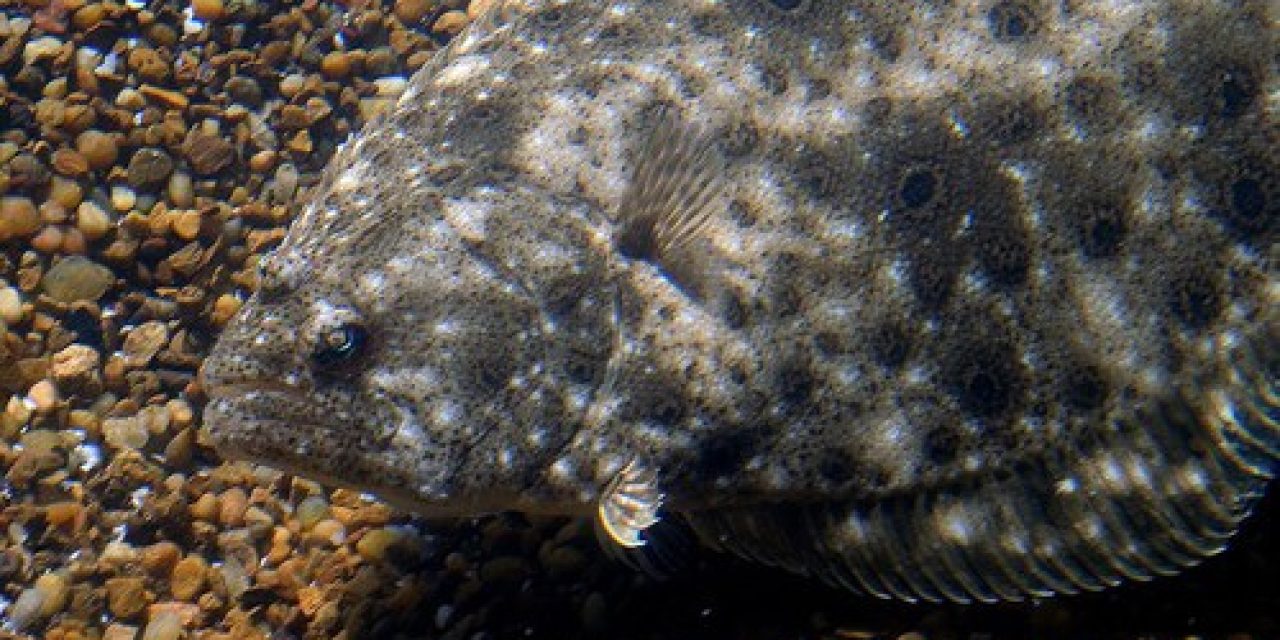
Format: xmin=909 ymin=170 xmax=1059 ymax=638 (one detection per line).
xmin=51 ymin=148 xmax=90 ymax=177
xmin=321 ymin=51 xmax=352 ymax=79
xmin=49 ymin=176 xmax=84 ymax=209
xmin=478 ymin=556 xmax=530 ymax=586
xmin=142 ymin=542 xmax=182 ymax=574
xmin=30 ymin=226 xmax=63 ymax=253
xmin=111 ymin=185 xmax=137 ymax=213
xmin=1 ymin=196 xmax=43 ymax=239
xmin=394 ymin=0 xmax=432 ymax=24
xmin=50 ymin=343 xmax=100 ymax=388
xmin=28 ymin=379 xmax=60 ymax=413
xmin=355 ymin=526 xmax=405 ymax=562
xmin=105 ymin=576 xmax=150 ymax=619
xmin=210 ymin=293 xmax=242 ymax=327
xmin=166 ymin=171 xmax=194 ymax=208
xmin=8 ymin=586 xmax=47 ymax=630
xmin=189 ymin=492 xmax=219 ymax=521
xmin=169 ymin=555 xmax=207 ymax=601
xmin=308 ymin=518 xmax=346 ymax=547
xmin=103 ymin=624 xmax=139 ymax=640
xmin=22 ymin=35 xmax=63 ymax=66
xmin=76 ymin=201 xmax=113 ymax=240
xmin=433 ymin=10 xmax=470 ymax=36
xmin=218 ymin=486 xmax=248 ymax=527
xmin=127 ymin=147 xmax=175 ymax=188
xmin=75 ymin=130 xmax=119 ymax=170
xmin=123 ymin=321 xmax=169 ymax=367
xmin=45 ymin=501 xmax=82 ymax=529
xmin=34 ymin=571 xmax=71 ymax=618
xmin=140 ymin=609 xmax=183 ymax=640
xmin=0 ymin=285 xmax=24 ymax=325
xmin=43 ymin=256 xmax=115 ymax=303
xmin=191 ymin=0 xmax=224 ymax=21
xmin=102 ymin=415 xmax=149 ymax=450
xmin=295 ymin=495 xmax=330 ymax=529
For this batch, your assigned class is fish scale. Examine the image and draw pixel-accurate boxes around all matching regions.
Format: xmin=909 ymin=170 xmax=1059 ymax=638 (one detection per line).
xmin=201 ymin=0 xmax=1278 ymax=603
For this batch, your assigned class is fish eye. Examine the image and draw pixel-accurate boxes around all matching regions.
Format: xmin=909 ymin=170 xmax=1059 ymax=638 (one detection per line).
xmin=312 ymin=323 xmax=369 ymax=367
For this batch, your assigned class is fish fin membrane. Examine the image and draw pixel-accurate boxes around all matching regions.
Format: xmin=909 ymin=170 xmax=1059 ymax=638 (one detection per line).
xmin=686 ymin=323 xmax=1279 ymax=603
xmin=596 ymin=509 xmax=700 ymax=581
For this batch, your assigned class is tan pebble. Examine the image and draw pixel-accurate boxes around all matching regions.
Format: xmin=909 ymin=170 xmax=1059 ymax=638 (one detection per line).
xmin=49 ymin=176 xmax=84 ymax=210
xmin=42 ymin=256 xmax=114 ymax=303
xmin=30 ymin=226 xmax=63 ymax=253
xmin=320 ymin=51 xmax=352 ymax=79
xmin=1 ymin=196 xmax=43 ymax=238
xmin=355 ymin=526 xmax=404 ymax=562
xmin=247 ymin=150 xmax=277 ymax=174
xmin=72 ymin=3 xmax=108 ymax=30
xmin=75 ymin=201 xmax=113 ymax=240
xmin=218 ymin=487 xmax=248 ymax=527
xmin=183 ymin=131 xmax=234 ymax=175
xmin=75 ymin=130 xmax=119 ymax=170
xmin=27 ymin=379 xmax=60 ymax=413
xmin=170 ymin=210 xmax=202 ymax=241
xmin=43 ymin=77 xmax=68 ymax=99
xmin=50 ymin=343 xmax=100 ymax=386
xmin=165 ymin=171 xmax=194 ymax=208
xmin=308 ymin=518 xmax=346 ymax=546
xmin=102 ymin=416 xmax=149 ymax=450
xmin=191 ymin=0 xmax=224 ymax=20
xmin=467 ymin=0 xmax=496 ymax=19
xmin=433 ymin=10 xmax=470 ymax=35
xmin=51 ymin=148 xmax=90 ymax=177
xmin=0 ymin=285 xmax=25 ymax=325
xmin=101 ymin=541 xmax=141 ymax=566
xmin=34 ymin=572 xmax=71 ymax=618
xmin=44 ymin=501 xmax=82 ymax=528
xmin=103 ymin=624 xmax=140 ymax=640
xmin=278 ymin=74 xmax=305 ymax=99
xmin=139 ymin=85 xmax=189 ymax=111
xmin=60 ymin=226 xmax=87 ymax=254
xmin=190 ymin=492 xmax=219 ymax=521
xmin=123 ymin=321 xmax=168 ymax=367
xmin=286 ymin=130 xmax=313 ymax=154
xmin=127 ymin=48 xmax=170 ymax=84
xmin=7 ymin=586 xmax=47 ymax=631
xmin=295 ymin=495 xmax=330 ymax=529
xmin=106 ymin=576 xmax=151 ymax=619
xmin=163 ymin=427 xmax=195 ymax=467
xmin=146 ymin=602 xmax=199 ymax=630
xmin=115 ymin=88 xmax=147 ymax=110
xmin=166 ymin=398 xmax=194 ymax=428
xmin=209 ymin=293 xmax=241 ymax=327
xmin=110 ymin=185 xmax=137 ymax=213
xmin=170 ymin=555 xmax=208 ymax=601
xmin=142 ymin=541 xmax=182 ymax=574
xmin=394 ymin=0 xmax=431 ymax=24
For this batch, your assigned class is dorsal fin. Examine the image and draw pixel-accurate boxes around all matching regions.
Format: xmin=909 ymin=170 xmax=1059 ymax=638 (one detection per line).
xmin=616 ymin=108 xmax=727 ymax=287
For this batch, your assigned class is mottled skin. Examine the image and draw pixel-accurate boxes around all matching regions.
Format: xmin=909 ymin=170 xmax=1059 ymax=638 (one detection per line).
xmin=202 ymin=0 xmax=1278 ymax=603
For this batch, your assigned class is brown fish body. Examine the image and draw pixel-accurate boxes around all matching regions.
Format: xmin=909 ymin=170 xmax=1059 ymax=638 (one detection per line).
xmin=202 ymin=0 xmax=1278 ymax=602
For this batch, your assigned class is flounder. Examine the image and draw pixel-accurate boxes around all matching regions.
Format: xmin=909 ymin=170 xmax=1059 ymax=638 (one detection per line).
xmin=201 ymin=0 xmax=1278 ymax=603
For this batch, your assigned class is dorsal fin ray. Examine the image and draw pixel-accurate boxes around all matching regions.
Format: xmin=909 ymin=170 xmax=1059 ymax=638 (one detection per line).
xmin=616 ymin=108 xmax=728 ymax=282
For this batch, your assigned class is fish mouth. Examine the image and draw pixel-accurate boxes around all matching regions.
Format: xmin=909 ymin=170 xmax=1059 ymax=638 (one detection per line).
xmin=202 ymin=386 xmax=533 ymax=519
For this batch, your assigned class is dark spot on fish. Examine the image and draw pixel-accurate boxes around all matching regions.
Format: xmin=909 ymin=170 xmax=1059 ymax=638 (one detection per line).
xmin=697 ymin=429 xmax=762 ymax=480
xmin=818 ymin=449 xmax=854 ymax=484
xmin=898 ymin=167 xmax=938 ymax=209
xmin=869 ymin=321 xmax=913 ymax=370
xmin=1168 ymin=269 xmax=1223 ymax=329
xmin=768 ymin=0 xmax=803 ymax=11
xmin=988 ymin=0 xmax=1038 ymax=41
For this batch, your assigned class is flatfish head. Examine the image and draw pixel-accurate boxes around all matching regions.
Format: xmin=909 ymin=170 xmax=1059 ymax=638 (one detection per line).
xmin=202 ymin=0 xmax=1278 ymax=603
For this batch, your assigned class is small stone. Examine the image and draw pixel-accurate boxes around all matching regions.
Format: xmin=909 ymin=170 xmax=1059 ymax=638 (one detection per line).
xmin=103 ymin=624 xmax=140 ymax=640
xmin=183 ymin=131 xmax=234 ymax=175
xmin=191 ymin=0 xmax=224 ymax=20
xmin=171 ymin=210 xmax=202 ymax=241
xmin=170 ymin=555 xmax=207 ymax=601
xmin=51 ymin=148 xmax=90 ymax=176
xmin=105 ymin=576 xmax=150 ymax=620
xmin=163 ymin=427 xmax=195 ymax=467
xmin=23 ymin=36 xmax=64 ymax=66
xmin=27 ymin=379 xmax=59 ymax=413
xmin=320 ymin=51 xmax=352 ymax=79
xmin=127 ymin=48 xmax=170 ymax=84
xmin=166 ymin=398 xmax=194 ymax=428
xmin=76 ymin=201 xmax=112 ymax=240
xmin=75 ymin=130 xmax=119 ymax=170
xmin=225 ymin=75 xmax=263 ymax=106
xmin=111 ymin=185 xmax=137 ymax=213
xmin=45 ymin=501 xmax=82 ymax=528
xmin=103 ymin=416 xmax=149 ymax=450
xmin=468 ymin=0 xmax=496 ymax=19
xmin=1 ymin=196 xmax=43 ymax=239
xmin=166 ymin=171 xmax=194 ymax=208
xmin=48 ymin=176 xmax=84 ymax=209
xmin=127 ymin=148 xmax=175 ymax=188
xmin=50 ymin=343 xmax=100 ymax=388
xmin=210 ymin=293 xmax=241 ymax=327
xmin=394 ymin=0 xmax=432 ymax=24
xmin=35 ymin=572 xmax=71 ymax=618
xmin=7 ymin=586 xmax=46 ymax=631
xmin=0 ymin=286 xmax=24 ymax=325
xmin=30 ymin=226 xmax=63 ymax=253
xmin=190 ymin=492 xmax=218 ymax=521
xmin=144 ymin=605 xmax=195 ymax=637
xmin=355 ymin=526 xmax=405 ymax=562
xmin=139 ymin=85 xmax=189 ymax=110
xmin=296 ymin=495 xmax=330 ymax=529
xmin=433 ymin=10 xmax=470 ymax=35
xmin=72 ymin=3 xmax=108 ymax=30
xmin=308 ymin=518 xmax=346 ymax=546
xmin=123 ymin=321 xmax=169 ymax=368
xmin=218 ymin=486 xmax=248 ymax=527
xmin=142 ymin=542 xmax=182 ymax=574
xmin=116 ymin=87 xmax=147 ymax=110
xmin=42 ymin=256 xmax=114 ymax=303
